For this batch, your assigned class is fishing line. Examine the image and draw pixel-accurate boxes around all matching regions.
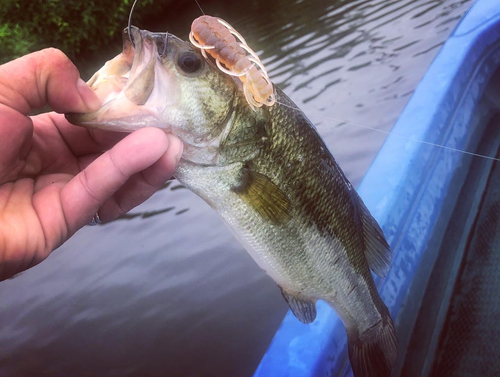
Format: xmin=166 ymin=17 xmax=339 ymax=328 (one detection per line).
xmin=194 ymin=0 xmax=205 ymax=15
xmin=275 ymin=100 xmax=500 ymax=163
xmin=189 ymin=0 xmax=498 ymax=162
xmin=128 ymin=0 xmax=139 ymax=47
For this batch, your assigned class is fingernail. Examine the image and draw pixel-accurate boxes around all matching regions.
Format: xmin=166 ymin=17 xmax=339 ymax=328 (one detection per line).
xmin=77 ymin=78 xmax=101 ymax=112
xmin=167 ymin=134 xmax=183 ymax=164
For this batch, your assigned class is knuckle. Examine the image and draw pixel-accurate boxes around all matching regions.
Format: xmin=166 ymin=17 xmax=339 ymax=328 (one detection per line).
xmin=109 ymin=150 xmax=128 ymax=180
xmin=41 ymin=47 xmax=66 ymax=61
xmin=140 ymin=170 xmax=158 ymax=190
xmin=40 ymin=48 xmax=74 ymax=71
xmin=78 ymin=169 xmax=101 ymax=204
xmin=112 ymin=196 xmax=127 ymax=216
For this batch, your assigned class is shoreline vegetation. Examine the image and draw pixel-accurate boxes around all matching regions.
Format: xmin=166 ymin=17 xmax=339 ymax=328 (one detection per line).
xmin=0 ymin=0 xmax=190 ymax=78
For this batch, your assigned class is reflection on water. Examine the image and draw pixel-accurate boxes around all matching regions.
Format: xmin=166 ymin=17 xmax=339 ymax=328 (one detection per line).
xmin=0 ymin=0 xmax=472 ymax=376
xmin=114 ymin=182 xmax=187 ymax=221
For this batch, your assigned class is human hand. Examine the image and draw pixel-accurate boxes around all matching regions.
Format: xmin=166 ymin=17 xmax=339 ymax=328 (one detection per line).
xmin=0 ymin=49 xmax=183 ymax=281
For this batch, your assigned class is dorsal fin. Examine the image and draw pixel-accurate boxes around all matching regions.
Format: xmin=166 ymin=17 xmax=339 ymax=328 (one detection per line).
xmin=279 ymin=287 xmax=317 ymax=324
xmin=353 ymin=191 xmax=392 ymax=277
xmin=233 ymin=169 xmax=292 ymax=225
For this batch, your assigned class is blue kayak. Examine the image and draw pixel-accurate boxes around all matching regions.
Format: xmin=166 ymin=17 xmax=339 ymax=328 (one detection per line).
xmin=255 ymin=0 xmax=500 ymax=375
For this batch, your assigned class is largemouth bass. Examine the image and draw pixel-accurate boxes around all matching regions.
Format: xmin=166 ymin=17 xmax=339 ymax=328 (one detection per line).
xmin=67 ymin=26 xmax=398 ymax=376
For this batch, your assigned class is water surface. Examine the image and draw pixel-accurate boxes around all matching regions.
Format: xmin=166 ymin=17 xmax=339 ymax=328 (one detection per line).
xmin=0 ymin=0 xmax=473 ymax=376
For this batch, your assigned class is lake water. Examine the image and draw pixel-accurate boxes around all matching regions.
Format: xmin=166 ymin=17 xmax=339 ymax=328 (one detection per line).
xmin=0 ymin=0 xmax=473 ymax=376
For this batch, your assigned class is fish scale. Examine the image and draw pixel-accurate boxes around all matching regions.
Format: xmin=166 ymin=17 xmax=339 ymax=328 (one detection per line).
xmin=66 ymin=26 xmax=397 ymax=377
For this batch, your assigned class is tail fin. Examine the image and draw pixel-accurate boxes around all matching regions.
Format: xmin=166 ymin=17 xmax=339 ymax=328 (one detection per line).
xmin=347 ymin=315 xmax=398 ymax=377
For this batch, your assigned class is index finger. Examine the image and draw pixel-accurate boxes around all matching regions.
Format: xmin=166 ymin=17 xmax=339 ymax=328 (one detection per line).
xmin=0 ymin=48 xmax=101 ymax=115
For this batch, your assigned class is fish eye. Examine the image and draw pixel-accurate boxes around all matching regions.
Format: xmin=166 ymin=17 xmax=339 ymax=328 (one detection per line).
xmin=177 ymin=51 xmax=203 ymax=74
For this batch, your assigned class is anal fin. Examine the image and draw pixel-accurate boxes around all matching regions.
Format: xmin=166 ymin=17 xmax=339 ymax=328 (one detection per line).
xmin=280 ymin=287 xmax=317 ymax=324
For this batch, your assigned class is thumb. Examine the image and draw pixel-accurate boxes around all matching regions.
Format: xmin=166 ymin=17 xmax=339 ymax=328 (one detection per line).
xmin=0 ymin=48 xmax=101 ymax=115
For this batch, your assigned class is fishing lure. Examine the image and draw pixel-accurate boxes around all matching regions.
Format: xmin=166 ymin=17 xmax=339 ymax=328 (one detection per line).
xmin=189 ymin=15 xmax=276 ymax=109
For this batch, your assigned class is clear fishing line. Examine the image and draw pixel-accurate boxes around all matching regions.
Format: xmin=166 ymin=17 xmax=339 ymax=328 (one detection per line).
xmin=276 ymin=100 xmax=500 ymax=162
xmin=194 ymin=0 xmax=206 ymax=15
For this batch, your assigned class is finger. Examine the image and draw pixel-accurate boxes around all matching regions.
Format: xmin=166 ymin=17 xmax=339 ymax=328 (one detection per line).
xmin=49 ymin=112 xmax=128 ymax=157
xmin=59 ymin=128 xmax=182 ymax=233
xmin=0 ymin=104 xmax=32 ymax=183
xmin=0 ymin=48 xmax=101 ymax=115
xmin=98 ymin=134 xmax=182 ymax=221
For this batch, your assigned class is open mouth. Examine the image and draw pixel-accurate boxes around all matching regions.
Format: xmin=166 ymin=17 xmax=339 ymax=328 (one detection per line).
xmin=66 ymin=27 xmax=171 ymax=131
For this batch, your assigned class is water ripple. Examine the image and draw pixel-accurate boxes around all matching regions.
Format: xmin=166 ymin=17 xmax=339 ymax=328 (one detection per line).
xmin=0 ymin=1 xmax=474 ymax=376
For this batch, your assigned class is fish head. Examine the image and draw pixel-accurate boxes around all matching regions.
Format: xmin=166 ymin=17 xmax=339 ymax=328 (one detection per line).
xmin=66 ymin=27 xmax=236 ymax=145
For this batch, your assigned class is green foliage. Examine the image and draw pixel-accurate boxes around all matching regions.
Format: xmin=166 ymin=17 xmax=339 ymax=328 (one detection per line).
xmin=0 ymin=23 xmax=36 ymax=62
xmin=0 ymin=0 xmax=157 ymax=64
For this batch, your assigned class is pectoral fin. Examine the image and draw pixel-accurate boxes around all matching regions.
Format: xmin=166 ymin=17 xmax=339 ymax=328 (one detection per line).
xmin=280 ymin=287 xmax=317 ymax=324
xmin=234 ymin=169 xmax=291 ymax=225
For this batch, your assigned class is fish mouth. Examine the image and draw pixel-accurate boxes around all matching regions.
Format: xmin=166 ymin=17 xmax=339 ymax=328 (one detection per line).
xmin=66 ymin=27 xmax=176 ymax=131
